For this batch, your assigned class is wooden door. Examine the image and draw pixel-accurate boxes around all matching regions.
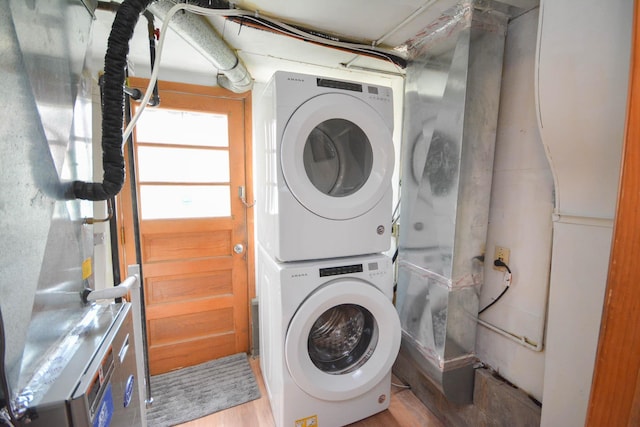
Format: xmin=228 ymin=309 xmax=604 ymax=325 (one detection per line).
xmin=118 ymin=78 xmax=254 ymax=375
xmin=586 ymin=1 xmax=640 ymax=424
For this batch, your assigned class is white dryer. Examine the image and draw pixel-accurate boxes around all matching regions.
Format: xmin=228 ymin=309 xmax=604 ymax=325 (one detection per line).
xmin=258 ymin=248 xmax=401 ymax=427
xmin=256 ymin=71 xmax=395 ymax=262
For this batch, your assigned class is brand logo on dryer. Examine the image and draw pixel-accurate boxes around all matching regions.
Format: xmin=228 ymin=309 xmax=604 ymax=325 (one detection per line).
xmin=286 ymin=77 xmax=305 ymax=82
xmin=290 ymin=273 xmax=308 ymax=278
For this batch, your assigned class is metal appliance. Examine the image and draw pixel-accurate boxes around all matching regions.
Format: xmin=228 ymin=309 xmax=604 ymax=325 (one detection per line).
xmin=22 ymin=303 xmax=142 ymax=427
xmin=256 ymin=71 xmax=395 ymax=262
xmin=1 ymin=2 xmax=149 ymax=425
xmin=258 ymin=248 xmax=401 ymax=427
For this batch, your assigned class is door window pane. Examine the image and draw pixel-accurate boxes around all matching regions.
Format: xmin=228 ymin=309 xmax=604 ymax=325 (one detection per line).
xmin=140 ymin=185 xmax=230 ymax=219
xmin=135 ymin=108 xmax=229 ymax=147
xmin=137 ymin=146 xmax=229 ymax=183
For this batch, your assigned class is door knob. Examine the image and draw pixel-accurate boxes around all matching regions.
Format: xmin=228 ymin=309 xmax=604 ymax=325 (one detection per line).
xmin=233 ymin=244 xmax=244 ymax=254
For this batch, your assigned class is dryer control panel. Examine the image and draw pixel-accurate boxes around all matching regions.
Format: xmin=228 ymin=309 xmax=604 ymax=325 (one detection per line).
xmin=317 ymin=78 xmax=362 ymax=92
xmin=319 ymin=263 xmax=364 ymax=277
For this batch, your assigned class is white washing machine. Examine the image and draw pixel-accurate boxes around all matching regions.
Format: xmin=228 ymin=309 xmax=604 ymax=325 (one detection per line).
xmin=256 ymin=71 xmax=395 ymax=262
xmin=258 ymin=248 xmax=401 ymax=427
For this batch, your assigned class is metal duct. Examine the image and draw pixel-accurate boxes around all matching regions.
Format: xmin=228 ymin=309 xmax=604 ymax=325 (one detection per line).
xmin=395 ymin=2 xmax=508 ymax=404
xmin=1 ymin=0 xmax=97 ymax=416
xmin=147 ymin=0 xmax=253 ymax=93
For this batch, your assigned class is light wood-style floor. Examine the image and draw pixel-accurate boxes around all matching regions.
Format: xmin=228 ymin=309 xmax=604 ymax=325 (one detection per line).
xmin=178 ymin=357 xmax=444 ymax=427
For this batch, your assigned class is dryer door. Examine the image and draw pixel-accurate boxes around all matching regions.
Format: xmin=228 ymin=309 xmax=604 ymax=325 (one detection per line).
xmin=284 ymin=279 xmax=401 ymax=401
xmin=280 ymin=93 xmax=394 ymax=220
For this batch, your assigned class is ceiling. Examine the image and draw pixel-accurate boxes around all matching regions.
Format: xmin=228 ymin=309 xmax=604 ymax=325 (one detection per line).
xmin=87 ymin=0 xmax=538 ymax=87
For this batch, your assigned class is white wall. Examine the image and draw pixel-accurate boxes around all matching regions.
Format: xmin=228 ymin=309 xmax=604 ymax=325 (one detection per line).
xmin=477 ymin=3 xmax=632 ymax=421
xmin=475 ymin=8 xmax=552 ymax=403
xmin=536 ymin=0 xmax=632 ymax=426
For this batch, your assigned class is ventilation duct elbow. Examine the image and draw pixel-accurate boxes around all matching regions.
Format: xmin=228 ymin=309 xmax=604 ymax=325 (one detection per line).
xmin=147 ymin=0 xmax=253 ymax=93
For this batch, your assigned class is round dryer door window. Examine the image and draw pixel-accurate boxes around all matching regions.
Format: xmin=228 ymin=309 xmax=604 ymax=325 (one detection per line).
xmin=281 ymin=93 xmax=394 ymax=220
xmin=284 ymin=280 xmax=401 ymax=401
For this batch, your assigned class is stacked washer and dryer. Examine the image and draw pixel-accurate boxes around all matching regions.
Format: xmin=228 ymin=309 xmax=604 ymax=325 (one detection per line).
xmin=256 ymin=71 xmax=402 ymax=427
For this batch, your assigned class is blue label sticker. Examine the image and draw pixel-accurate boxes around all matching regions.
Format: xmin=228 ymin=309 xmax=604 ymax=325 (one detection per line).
xmin=93 ymin=383 xmax=114 ymax=427
xmin=124 ymin=375 xmax=135 ymax=408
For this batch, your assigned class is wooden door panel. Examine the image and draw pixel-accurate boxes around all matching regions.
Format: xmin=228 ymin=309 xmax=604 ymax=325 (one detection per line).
xmin=149 ymin=333 xmax=237 ymax=375
xmin=142 ymin=218 xmax=234 ymax=233
xmin=149 ymin=307 xmax=234 ymax=345
xmin=142 ymin=229 xmax=232 ymax=262
xmin=145 ymin=271 xmax=233 ymax=305
xmin=143 ymin=258 xmax=233 ymax=277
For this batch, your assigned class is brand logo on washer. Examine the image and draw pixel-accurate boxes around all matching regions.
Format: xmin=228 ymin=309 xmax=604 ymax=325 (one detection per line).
xmin=291 ymin=273 xmax=308 ymax=278
xmin=377 ymin=225 xmax=385 ymax=235
xmin=287 ymin=77 xmax=305 ymax=82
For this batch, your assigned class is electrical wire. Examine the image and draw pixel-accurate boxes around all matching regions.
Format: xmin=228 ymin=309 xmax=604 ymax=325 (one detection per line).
xmin=478 ymin=259 xmax=512 ymax=315
xmin=391 ymin=196 xmax=401 ymax=224
xmin=228 ymin=15 xmax=406 ymax=69
xmin=180 ymin=2 xmax=405 ymax=60
xmin=391 ymin=381 xmax=411 ymax=389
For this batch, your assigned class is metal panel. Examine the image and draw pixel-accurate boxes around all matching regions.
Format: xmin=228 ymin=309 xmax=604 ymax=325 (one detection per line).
xmin=0 ymin=0 xmax=96 ymax=415
xmin=395 ymin=2 xmax=507 ymax=404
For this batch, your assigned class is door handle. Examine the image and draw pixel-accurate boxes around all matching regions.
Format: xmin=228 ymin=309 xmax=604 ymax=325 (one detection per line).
xmin=233 ymin=244 xmax=244 ymax=254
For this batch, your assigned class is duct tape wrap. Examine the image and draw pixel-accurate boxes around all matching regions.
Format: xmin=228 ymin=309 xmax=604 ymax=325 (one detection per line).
xmin=396 ymin=1 xmax=509 ymax=60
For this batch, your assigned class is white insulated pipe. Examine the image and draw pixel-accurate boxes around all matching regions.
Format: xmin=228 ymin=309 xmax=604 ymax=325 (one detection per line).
xmin=85 ymin=275 xmax=138 ymax=301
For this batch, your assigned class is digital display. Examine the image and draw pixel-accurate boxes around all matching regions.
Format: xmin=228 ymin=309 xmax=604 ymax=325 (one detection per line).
xmin=319 ymin=264 xmax=364 ymax=277
xmin=316 ymin=78 xmax=363 ymax=92
xmin=367 ymin=86 xmax=379 ymax=95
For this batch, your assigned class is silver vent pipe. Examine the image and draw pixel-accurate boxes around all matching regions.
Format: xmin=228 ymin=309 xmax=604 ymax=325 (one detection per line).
xmin=147 ymin=0 xmax=253 ymax=93
xmin=395 ymin=3 xmax=508 ymax=404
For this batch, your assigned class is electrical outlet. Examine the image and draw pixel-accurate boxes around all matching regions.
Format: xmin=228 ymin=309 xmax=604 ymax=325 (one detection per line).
xmin=493 ymin=246 xmax=510 ymax=270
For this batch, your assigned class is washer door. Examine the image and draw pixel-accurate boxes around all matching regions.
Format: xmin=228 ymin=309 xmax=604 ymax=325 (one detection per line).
xmin=284 ymin=280 xmax=401 ymax=401
xmin=281 ymin=93 xmax=394 ymax=220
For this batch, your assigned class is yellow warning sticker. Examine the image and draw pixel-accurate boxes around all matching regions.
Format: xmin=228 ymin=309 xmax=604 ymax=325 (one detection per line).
xmin=82 ymin=258 xmax=92 ymax=280
xmin=295 ymin=415 xmax=318 ymax=427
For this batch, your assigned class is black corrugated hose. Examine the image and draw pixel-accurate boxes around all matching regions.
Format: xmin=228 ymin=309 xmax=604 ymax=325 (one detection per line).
xmin=72 ymin=0 xmax=154 ymax=201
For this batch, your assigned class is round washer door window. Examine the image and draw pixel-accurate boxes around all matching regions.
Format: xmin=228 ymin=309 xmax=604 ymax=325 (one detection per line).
xmin=281 ymin=93 xmax=394 ymax=220
xmin=285 ymin=280 xmax=401 ymax=401
xmin=307 ymin=303 xmax=377 ymax=374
